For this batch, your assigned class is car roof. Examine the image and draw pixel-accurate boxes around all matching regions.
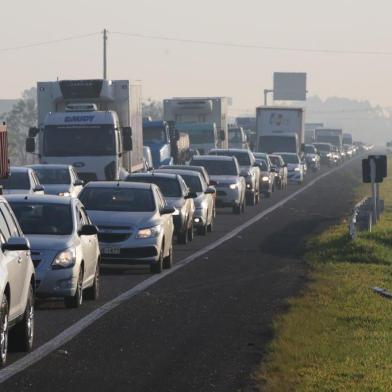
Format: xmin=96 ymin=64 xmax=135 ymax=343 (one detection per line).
xmin=192 ymin=155 xmax=234 ymax=162
xmin=155 ymin=169 xmax=201 ymax=178
xmin=128 ymin=172 xmax=180 ymax=180
xmin=5 ymin=194 xmax=74 ymax=205
xmin=28 ymin=164 xmax=71 ymax=169
xmin=273 ymin=152 xmax=298 ymax=156
xmin=10 ymin=166 xmax=31 ymax=173
xmin=210 ymin=148 xmax=250 ymax=154
xmin=84 ymin=181 xmax=152 ymax=190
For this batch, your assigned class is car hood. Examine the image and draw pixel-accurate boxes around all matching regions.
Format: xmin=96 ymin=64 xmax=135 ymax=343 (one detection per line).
xmin=2 ymin=189 xmax=32 ymax=195
xmin=42 ymin=184 xmax=71 ymax=195
xmin=193 ymin=193 xmax=207 ymax=208
xmin=287 ymin=163 xmax=300 ymax=170
xmin=87 ymin=210 xmax=157 ymax=230
xmin=165 ymin=197 xmax=185 ymax=210
xmin=26 ymin=234 xmax=75 ymax=251
xmin=209 ymin=175 xmax=239 ymax=185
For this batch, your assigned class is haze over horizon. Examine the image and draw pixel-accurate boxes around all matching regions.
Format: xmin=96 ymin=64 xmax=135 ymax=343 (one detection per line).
xmin=2 ymin=0 xmax=392 ymax=111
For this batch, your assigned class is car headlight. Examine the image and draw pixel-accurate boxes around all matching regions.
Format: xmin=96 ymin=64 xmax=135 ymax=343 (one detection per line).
xmin=136 ymin=225 xmax=161 ymax=239
xmin=58 ymin=192 xmax=71 ymax=197
xmin=294 ymin=167 xmax=300 ymax=172
xmin=311 ymin=158 xmax=316 ymax=162
xmin=326 ymin=153 xmax=332 ymax=157
xmin=262 ymin=176 xmax=269 ymax=182
xmin=52 ymin=248 xmax=76 ymax=269
xmin=229 ymin=183 xmax=238 ymax=189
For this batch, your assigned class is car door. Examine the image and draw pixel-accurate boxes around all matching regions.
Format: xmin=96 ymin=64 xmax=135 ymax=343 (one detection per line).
xmin=0 ymin=203 xmax=24 ymax=318
xmin=77 ymin=205 xmax=97 ymax=283
xmin=156 ymin=189 xmax=172 ymax=255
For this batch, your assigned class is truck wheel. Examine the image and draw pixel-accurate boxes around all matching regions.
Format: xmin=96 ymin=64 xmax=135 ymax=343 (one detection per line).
xmin=10 ymin=284 xmax=34 ymax=352
xmin=0 ymin=295 xmax=9 ymax=367
xmin=64 ymin=269 xmax=83 ymax=309
xmin=85 ymin=261 xmax=100 ymax=301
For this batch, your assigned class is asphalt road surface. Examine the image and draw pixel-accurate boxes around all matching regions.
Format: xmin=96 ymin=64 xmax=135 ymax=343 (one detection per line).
xmin=1 ymin=157 xmax=363 ymax=392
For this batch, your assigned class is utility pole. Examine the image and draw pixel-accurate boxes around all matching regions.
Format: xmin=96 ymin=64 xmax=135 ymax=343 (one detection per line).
xmin=103 ymin=29 xmax=108 ymax=80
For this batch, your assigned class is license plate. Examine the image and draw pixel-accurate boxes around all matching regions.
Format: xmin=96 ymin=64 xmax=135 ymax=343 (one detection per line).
xmin=102 ymin=247 xmax=121 ymax=255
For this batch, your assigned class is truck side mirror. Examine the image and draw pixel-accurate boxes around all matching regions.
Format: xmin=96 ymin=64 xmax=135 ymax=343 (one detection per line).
xmin=26 ymin=137 xmax=36 ymax=153
xmin=123 ymin=127 xmax=133 ymax=151
xmin=219 ymin=130 xmax=226 ymax=141
xmin=28 ymin=127 xmax=39 ymax=138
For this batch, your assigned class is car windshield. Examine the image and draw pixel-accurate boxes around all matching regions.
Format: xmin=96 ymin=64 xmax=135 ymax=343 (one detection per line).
xmin=175 ymin=174 xmax=203 ymax=193
xmin=143 ymin=127 xmax=166 ymax=143
xmin=43 ymin=125 xmax=116 ymax=156
xmin=191 ymin=159 xmax=238 ymax=176
xmin=212 ymin=151 xmax=251 ymax=166
xmin=9 ymin=202 xmax=73 ymax=235
xmin=257 ymin=160 xmax=269 ymax=170
xmin=128 ymin=177 xmax=182 ymax=198
xmin=304 ymin=145 xmax=316 ymax=154
xmin=0 ymin=172 xmax=29 ymax=189
xmin=228 ymin=128 xmax=243 ymax=142
xmin=269 ymin=156 xmax=282 ymax=167
xmin=279 ymin=154 xmax=300 ymax=164
xmin=314 ymin=144 xmax=331 ymax=152
xmin=79 ymin=187 xmax=155 ymax=212
xmin=33 ymin=168 xmax=71 ymax=185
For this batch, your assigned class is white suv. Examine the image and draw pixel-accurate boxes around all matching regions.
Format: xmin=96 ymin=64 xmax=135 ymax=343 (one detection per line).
xmin=0 ymin=196 xmax=35 ymax=366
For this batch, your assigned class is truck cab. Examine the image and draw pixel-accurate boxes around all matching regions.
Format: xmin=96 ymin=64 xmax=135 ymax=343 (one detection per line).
xmin=26 ymin=79 xmax=143 ymax=182
xmin=142 ymin=119 xmax=172 ymax=169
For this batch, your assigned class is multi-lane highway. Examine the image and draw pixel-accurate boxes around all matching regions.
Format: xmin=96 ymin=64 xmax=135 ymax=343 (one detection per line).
xmin=0 ymin=157 xmax=363 ymax=391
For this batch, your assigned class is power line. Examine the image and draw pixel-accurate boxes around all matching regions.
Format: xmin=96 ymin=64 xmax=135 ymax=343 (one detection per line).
xmin=0 ymin=32 xmax=100 ymax=52
xmin=112 ymin=31 xmax=392 ymax=56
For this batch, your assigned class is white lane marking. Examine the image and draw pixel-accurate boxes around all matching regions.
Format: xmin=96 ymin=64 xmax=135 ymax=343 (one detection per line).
xmin=0 ymin=159 xmax=357 ymax=383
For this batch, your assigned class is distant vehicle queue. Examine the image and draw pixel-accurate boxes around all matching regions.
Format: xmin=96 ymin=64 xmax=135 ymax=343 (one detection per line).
xmin=0 ymin=78 xmax=371 ymax=366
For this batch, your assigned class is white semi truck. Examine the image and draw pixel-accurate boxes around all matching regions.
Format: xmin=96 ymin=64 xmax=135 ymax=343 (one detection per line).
xmin=315 ymin=128 xmax=343 ymax=149
xmin=305 ymin=123 xmax=323 ymax=144
xmin=26 ymin=79 xmax=143 ymax=182
xmin=163 ymin=97 xmax=230 ymax=154
xmin=255 ymin=106 xmax=305 ymax=155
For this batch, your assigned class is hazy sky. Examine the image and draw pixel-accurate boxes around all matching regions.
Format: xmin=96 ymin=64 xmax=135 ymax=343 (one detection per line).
xmin=1 ymin=0 xmax=392 ymax=112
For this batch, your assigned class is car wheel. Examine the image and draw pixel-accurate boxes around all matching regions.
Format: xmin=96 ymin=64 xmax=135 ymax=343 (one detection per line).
xmin=85 ymin=261 xmax=100 ymax=301
xmin=246 ymin=192 xmax=256 ymax=206
xmin=163 ymin=243 xmax=173 ymax=269
xmin=207 ymin=218 xmax=213 ymax=233
xmin=233 ymin=203 xmax=241 ymax=214
xmin=178 ymin=227 xmax=188 ymax=245
xmin=64 ymin=269 xmax=83 ymax=309
xmin=0 ymin=295 xmax=9 ymax=367
xmin=10 ymin=285 xmax=34 ymax=352
xmin=197 ymin=225 xmax=207 ymax=236
xmin=150 ymin=248 xmax=163 ymax=273
xmin=187 ymin=222 xmax=194 ymax=242
xmin=241 ymin=198 xmax=246 ymax=213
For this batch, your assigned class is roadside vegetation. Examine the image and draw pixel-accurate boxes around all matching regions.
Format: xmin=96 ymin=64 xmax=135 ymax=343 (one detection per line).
xmin=257 ymin=160 xmax=392 ymax=391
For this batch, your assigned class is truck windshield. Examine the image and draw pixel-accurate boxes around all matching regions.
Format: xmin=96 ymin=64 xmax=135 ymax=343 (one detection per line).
xmin=258 ymin=136 xmax=297 ymax=153
xmin=180 ymin=128 xmax=215 ymax=144
xmin=143 ymin=127 xmax=167 ymax=143
xmin=43 ymin=125 xmax=116 ymax=156
xmin=191 ymin=160 xmax=238 ymax=176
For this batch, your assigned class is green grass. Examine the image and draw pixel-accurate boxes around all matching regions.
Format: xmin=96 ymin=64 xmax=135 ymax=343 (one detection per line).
xmin=256 ymin=165 xmax=392 ymax=391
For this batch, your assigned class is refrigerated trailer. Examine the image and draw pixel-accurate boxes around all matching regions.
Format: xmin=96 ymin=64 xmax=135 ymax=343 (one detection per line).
xmin=255 ymin=106 xmax=305 ymax=155
xmin=26 ymin=79 xmax=144 ymax=182
xmin=163 ymin=97 xmax=229 ymax=152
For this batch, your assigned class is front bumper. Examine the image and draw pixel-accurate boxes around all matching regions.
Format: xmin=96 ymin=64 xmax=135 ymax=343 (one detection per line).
xmin=215 ymin=187 xmax=242 ymax=207
xmin=35 ymin=268 xmax=79 ymax=298
xmin=288 ymin=171 xmax=302 ymax=182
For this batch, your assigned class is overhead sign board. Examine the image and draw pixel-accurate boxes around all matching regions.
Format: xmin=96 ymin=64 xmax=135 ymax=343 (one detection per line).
xmin=273 ymin=72 xmax=307 ymax=101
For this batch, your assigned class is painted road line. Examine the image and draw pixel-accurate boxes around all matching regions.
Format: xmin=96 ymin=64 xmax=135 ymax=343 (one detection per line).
xmin=0 ymin=158 xmax=358 ymax=384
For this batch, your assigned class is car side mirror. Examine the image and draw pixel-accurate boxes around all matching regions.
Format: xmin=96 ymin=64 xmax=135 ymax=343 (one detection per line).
xmin=205 ymin=187 xmax=216 ymax=195
xmin=28 ymin=127 xmax=39 ymax=138
xmin=160 ymin=207 xmax=175 ymax=215
xmin=74 ymin=179 xmax=84 ymax=187
xmin=78 ymin=224 xmax=98 ymax=236
xmin=185 ymin=191 xmax=198 ymax=199
xmin=270 ymin=166 xmax=277 ymax=173
xmin=219 ymin=130 xmax=226 ymax=141
xmin=122 ymin=127 xmax=133 ymax=151
xmin=33 ymin=184 xmax=45 ymax=193
xmin=2 ymin=236 xmax=30 ymax=252
xmin=26 ymin=137 xmax=36 ymax=153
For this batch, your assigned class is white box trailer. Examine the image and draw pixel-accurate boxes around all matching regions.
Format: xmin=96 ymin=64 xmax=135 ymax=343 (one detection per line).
xmin=28 ymin=79 xmax=143 ymax=181
xmin=163 ymin=97 xmax=230 ymax=150
xmin=255 ymin=106 xmax=305 ymax=154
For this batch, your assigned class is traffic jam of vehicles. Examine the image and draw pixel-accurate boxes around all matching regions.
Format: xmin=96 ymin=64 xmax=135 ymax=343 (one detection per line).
xmin=0 ymin=79 xmax=370 ymax=366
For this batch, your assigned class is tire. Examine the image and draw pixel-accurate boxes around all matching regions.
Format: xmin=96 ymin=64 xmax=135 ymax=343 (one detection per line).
xmin=178 ymin=228 xmax=188 ymax=245
xmin=163 ymin=243 xmax=173 ymax=269
xmin=85 ymin=262 xmax=100 ymax=301
xmin=10 ymin=285 xmax=34 ymax=352
xmin=197 ymin=225 xmax=207 ymax=236
xmin=266 ymin=191 xmax=272 ymax=198
xmin=187 ymin=222 xmax=194 ymax=242
xmin=64 ymin=268 xmax=83 ymax=309
xmin=0 ymin=295 xmax=9 ymax=367
xmin=255 ymin=192 xmax=260 ymax=204
xmin=233 ymin=203 xmax=241 ymax=215
xmin=246 ymin=192 xmax=256 ymax=206
xmin=163 ymin=245 xmax=173 ymax=269
xmin=207 ymin=218 xmax=213 ymax=233
xmin=150 ymin=248 xmax=163 ymax=274
xmin=241 ymin=198 xmax=246 ymax=214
